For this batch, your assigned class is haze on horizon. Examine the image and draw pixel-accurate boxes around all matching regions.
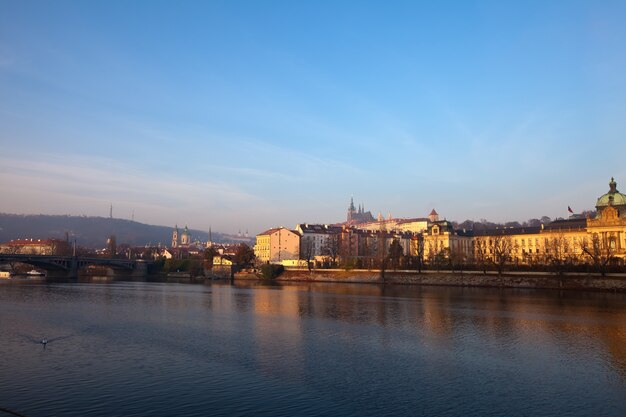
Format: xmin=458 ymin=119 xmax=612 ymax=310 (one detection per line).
xmin=1 ymin=1 xmax=625 ymax=235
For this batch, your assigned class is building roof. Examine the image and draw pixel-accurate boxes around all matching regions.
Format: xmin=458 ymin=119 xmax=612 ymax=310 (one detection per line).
xmin=596 ymin=177 xmax=626 ymax=210
xmin=2 ymin=238 xmax=66 ymax=245
xmin=543 ymin=218 xmax=587 ymax=231
xmin=297 ymin=223 xmax=342 ymax=234
xmin=256 ymin=227 xmax=299 ymax=237
xmin=473 ymin=226 xmax=542 ymax=237
xmin=429 ymin=209 xmax=438 ymax=216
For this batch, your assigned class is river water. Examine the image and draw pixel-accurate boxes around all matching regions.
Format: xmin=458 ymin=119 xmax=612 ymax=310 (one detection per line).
xmin=0 ymin=280 xmax=625 ymax=417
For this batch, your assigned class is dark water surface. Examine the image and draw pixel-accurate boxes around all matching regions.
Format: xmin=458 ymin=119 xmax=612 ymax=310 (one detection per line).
xmin=1 ymin=280 xmax=625 ymax=417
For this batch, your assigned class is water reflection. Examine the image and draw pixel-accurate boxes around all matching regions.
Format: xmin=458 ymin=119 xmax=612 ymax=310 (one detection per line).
xmin=227 ymin=281 xmax=626 ymax=379
xmin=1 ymin=280 xmax=625 ymax=416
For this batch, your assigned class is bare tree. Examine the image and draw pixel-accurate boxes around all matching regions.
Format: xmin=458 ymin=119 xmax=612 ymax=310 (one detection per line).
xmin=378 ymin=227 xmax=389 ymax=280
xmin=321 ymin=233 xmax=340 ymax=267
xmin=578 ymin=233 xmax=616 ymax=276
xmin=426 ymin=235 xmax=446 ymax=272
xmin=544 ymin=234 xmax=575 ymax=276
xmin=1 ymin=243 xmax=23 ymax=273
xmin=388 ymin=239 xmax=404 ymax=271
xmin=411 ymin=235 xmax=425 ymax=273
xmin=489 ymin=234 xmax=517 ymax=277
xmin=448 ymin=239 xmax=466 ymax=274
xmin=473 ymin=239 xmax=488 ymax=275
xmin=300 ymin=236 xmax=314 ymax=271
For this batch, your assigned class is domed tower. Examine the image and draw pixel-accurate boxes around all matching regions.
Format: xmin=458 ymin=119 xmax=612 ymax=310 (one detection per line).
xmin=595 ymin=177 xmax=626 ymax=218
xmin=181 ymin=225 xmax=191 ymax=245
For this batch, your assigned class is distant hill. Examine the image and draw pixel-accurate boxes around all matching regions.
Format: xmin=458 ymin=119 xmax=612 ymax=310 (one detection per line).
xmin=0 ymin=214 xmax=253 ymax=249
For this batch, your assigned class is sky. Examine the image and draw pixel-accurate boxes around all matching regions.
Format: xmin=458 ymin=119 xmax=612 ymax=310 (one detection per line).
xmin=1 ymin=1 xmax=626 ymax=234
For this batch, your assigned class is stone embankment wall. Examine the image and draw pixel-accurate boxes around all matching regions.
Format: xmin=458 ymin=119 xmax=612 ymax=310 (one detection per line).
xmin=235 ymin=269 xmax=626 ymax=292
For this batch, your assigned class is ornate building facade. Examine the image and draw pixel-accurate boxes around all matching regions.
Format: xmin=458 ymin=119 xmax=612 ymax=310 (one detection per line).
xmin=472 ymin=178 xmax=626 ymax=265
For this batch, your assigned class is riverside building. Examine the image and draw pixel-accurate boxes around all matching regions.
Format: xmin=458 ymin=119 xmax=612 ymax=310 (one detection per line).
xmin=255 ymin=178 xmax=626 ymax=267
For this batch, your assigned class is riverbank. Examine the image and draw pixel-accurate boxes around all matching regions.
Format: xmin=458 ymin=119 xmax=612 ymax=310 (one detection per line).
xmin=235 ymin=268 xmax=626 ymax=292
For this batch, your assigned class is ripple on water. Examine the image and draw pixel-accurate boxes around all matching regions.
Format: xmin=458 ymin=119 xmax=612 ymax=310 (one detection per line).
xmin=1 ymin=282 xmax=626 ymax=416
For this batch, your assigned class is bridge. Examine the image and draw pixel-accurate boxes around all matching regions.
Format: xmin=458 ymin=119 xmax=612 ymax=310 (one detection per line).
xmin=0 ymin=254 xmax=151 ymax=279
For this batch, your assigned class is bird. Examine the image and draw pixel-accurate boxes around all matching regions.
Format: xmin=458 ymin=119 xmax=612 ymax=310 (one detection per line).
xmin=20 ymin=333 xmax=73 ymax=349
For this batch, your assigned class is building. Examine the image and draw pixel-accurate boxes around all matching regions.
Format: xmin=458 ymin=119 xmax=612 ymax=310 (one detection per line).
xmin=171 ymin=225 xmax=192 ymax=248
xmin=295 ymin=223 xmax=342 ymax=259
xmin=254 ymin=227 xmax=301 ymax=263
xmin=356 ymin=217 xmax=429 ymax=234
xmin=346 ymin=197 xmax=375 ymax=224
xmin=422 ymin=219 xmax=473 ymax=262
xmin=254 ymin=178 xmax=626 ymax=269
xmin=0 ymin=238 xmax=71 ymax=255
xmin=472 ymin=178 xmax=626 ymax=265
xmin=344 ymin=198 xmax=430 ymax=233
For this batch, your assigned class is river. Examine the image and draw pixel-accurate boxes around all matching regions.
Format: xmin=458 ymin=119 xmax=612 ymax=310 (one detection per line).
xmin=1 ymin=280 xmax=625 ymax=416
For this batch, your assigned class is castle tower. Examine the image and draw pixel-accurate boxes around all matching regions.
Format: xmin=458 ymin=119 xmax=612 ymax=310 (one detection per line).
xmin=347 ymin=197 xmax=356 ymax=222
xmin=172 ymin=225 xmax=179 ymax=248
xmin=429 ymin=209 xmax=439 ymax=222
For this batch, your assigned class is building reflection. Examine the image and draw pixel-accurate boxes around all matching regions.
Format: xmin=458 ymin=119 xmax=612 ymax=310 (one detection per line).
xmin=229 ymin=281 xmax=626 ymax=379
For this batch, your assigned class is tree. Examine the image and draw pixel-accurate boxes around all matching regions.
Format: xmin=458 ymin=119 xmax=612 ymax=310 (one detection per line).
xmin=388 ymin=239 xmax=404 ymax=271
xmin=204 ymin=246 xmax=217 ymax=269
xmin=233 ymin=243 xmax=255 ymax=267
xmin=448 ymin=239 xmax=466 ymax=274
xmin=300 ymin=237 xmax=314 ymax=271
xmin=489 ymin=234 xmax=517 ymax=277
xmin=1 ymin=242 xmax=23 ymax=273
xmin=426 ymin=236 xmax=446 ymax=272
xmin=578 ymin=233 xmax=616 ymax=276
xmin=378 ymin=227 xmax=389 ymax=279
xmin=544 ymin=234 xmax=575 ymax=276
xmin=411 ymin=235 xmax=425 ymax=273
xmin=361 ymin=235 xmax=377 ymax=270
xmin=321 ymin=233 xmax=340 ymax=267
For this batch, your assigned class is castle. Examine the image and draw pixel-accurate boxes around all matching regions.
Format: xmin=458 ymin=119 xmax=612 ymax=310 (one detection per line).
xmin=346 ymin=197 xmax=375 ymax=224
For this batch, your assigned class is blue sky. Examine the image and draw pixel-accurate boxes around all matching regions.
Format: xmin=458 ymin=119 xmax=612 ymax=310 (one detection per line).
xmin=1 ymin=1 xmax=625 ymax=234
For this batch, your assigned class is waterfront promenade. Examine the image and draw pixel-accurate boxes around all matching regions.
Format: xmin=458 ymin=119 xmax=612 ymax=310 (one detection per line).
xmin=236 ymin=268 xmax=626 ymax=292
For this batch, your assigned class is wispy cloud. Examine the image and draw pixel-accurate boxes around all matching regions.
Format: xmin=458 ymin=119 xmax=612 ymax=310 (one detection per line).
xmin=0 ymin=152 xmax=256 ymax=218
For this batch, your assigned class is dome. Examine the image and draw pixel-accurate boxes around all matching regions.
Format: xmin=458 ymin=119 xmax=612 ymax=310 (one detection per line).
xmin=596 ymin=177 xmax=626 ymax=209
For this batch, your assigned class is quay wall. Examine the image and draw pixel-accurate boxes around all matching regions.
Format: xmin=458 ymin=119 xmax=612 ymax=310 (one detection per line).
xmin=235 ymin=269 xmax=626 ymax=292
